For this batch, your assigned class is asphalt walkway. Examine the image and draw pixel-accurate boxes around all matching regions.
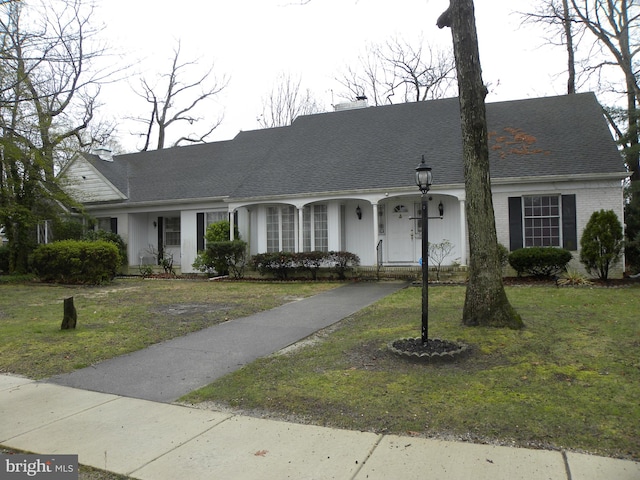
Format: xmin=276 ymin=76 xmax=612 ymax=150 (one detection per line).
xmin=47 ymin=281 xmax=406 ymax=402
xmin=2 ymin=281 xmax=639 ymax=479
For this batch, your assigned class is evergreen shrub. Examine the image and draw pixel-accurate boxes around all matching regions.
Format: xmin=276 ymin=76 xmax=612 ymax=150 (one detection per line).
xmin=580 ymin=209 xmax=624 ymax=280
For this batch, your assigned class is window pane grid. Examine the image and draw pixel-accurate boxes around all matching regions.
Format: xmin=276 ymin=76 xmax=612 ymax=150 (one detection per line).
xmin=164 ymin=217 xmax=181 ymax=246
xmin=281 ymin=206 xmax=295 ymax=252
xmin=303 ymin=206 xmax=311 ymax=251
xmin=523 ymin=196 xmax=561 ymax=247
xmin=206 ymin=211 xmax=227 ymax=226
xmin=266 ymin=207 xmax=279 ymax=252
xmin=314 ymin=205 xmax=328 ymax=252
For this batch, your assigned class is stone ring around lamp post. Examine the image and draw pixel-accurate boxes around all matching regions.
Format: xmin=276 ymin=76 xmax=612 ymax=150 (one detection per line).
xmin=388 ymin=337 xmax=470 ymax=362
xmin=387 ymin=155 xmax=469 ymax=362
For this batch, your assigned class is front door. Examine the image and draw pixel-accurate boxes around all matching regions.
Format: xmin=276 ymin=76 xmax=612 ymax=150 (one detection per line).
xmin=386 ymin=203 xmax=417 ymax=263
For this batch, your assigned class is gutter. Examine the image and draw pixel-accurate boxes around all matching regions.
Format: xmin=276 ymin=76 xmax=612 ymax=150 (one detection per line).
xmin=225 ymin=172 xmax=629 ymax=204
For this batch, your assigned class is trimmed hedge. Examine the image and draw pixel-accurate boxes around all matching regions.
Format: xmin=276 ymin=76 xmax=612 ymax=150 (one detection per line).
xmin=251 ymin=252 xmax=297 ymax=280
xmin=508 ymin=247 xmax=573 ymax=278
xmin=251 ymin=250 xmax=360 ymax=280
xmin=31 ymin=240 xmax=119 ymax=284
xmin=327 ymin=251 xmax=360 ymax=280
xmin=298 ymin=251 xmax=325 ymax=280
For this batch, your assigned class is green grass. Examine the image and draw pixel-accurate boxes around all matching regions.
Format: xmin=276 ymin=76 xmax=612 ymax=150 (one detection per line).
xmin=0 ymin=278 xmax=337 ymax=379
xmin=182 ymin=284 xmax=640 ymax=461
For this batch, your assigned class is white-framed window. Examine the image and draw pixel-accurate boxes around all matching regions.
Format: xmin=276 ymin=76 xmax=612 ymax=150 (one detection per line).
xmin=97 ymin=217 xmax=112 ymax=231
xmin=164 ymin=217 xmax=181 ymax=246
xmin=303 ymin=204 xmax=328 ymax=252
xmin=523 ymin=195 xmax=561 ymax=247
xmin=267 ymin=205 xmax=296 ymax=252
xmin=206 ymin=211 xmax=227 ymax=226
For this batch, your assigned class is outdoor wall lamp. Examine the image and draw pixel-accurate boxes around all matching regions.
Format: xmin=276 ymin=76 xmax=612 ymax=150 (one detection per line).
xmin=153 ymin=221 xmax=157 ymax=228
xmin=356 ymin=205 xmax=362 ymax=220
xmin=439 ymin=201 xmax=444 ymax=217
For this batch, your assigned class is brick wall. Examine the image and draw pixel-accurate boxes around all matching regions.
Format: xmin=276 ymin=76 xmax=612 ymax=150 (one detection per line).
xmin=492 ymin=179 xmax=626 ymax=278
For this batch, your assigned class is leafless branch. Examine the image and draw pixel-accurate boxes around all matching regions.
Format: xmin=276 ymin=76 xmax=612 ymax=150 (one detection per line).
xmin=131 ymin=41 xmax=228 ymax=150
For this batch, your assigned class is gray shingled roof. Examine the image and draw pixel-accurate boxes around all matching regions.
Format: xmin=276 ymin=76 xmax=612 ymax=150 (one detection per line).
xmin=82 ymin=92 xmax=625 ymax=204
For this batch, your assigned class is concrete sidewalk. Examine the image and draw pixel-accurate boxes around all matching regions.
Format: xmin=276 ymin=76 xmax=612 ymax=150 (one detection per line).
xmin=47 ymin=281 xmax=406 ymax=402
xmin=1 ymin=375 xmax=639 ymax=480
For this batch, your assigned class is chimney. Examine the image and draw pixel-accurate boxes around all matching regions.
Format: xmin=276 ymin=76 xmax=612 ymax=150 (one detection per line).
xmin=93 ymin=147 xmax=113 ymax=162
xmin=333 ymin=95 xmax=369 ymax=112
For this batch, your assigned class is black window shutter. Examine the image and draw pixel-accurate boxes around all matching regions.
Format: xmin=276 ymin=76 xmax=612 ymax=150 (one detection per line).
xmin=562 ymin=194 xmax=577 ymax=251
xmin=110 ymin=217 xmax=118 ymax=234
xmin=197 ymin=213 xmax=205 ymax=252
xmin=157 ymin=217 xmax=164 ymax=264
xmin=508 ymin=197 xmax=523 ymax=251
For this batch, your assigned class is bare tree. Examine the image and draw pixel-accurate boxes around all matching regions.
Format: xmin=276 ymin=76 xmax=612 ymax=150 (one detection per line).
xmin=1 ymin=0 xmax=116 ymax=178
xmin=336 ymin=36 xmax=456 ymax=105
xmin=568 ymin=0 xmax=640 ymax=182
xmin=520 ymin=0 xmax=585 ymax=95
xmin=0 ymin=0 xmax=116 ymax=272
xmin=257 ymin=73 xmax=323 ymax=128
xmin=337 ymin=45 xmax=392 ymax=106
xmin=438 ymin=0 xmax=523 ymax=329
xmin=132 ymin=42 xmax=228 ymax=151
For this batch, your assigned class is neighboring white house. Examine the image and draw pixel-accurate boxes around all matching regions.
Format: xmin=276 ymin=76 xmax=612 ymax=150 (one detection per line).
xmin=60 ymin=92 xmax=629 ymax=277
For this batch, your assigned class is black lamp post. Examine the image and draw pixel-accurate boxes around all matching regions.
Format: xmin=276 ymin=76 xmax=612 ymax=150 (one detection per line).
xmin=415 ymin=155 xmax=433 ymax=344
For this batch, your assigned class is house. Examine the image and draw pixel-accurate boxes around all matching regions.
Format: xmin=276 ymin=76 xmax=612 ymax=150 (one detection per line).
xmin=60 ymin=92 xmax=629 ymax=277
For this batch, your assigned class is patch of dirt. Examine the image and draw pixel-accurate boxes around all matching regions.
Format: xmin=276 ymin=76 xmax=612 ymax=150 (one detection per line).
xmin=271 ymin=323 xmax=342 ymax=357
xmin=390 ymin=338 xmax=466 ymax=355
xmin=76 ymin=286 xmax=142 ymax=299
xmin=152 ymin=303 xmax=232 ymax=317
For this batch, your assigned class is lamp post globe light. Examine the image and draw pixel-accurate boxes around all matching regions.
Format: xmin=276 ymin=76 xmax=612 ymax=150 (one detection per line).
xmin=416 ymin=155 xmax=432 ymax=344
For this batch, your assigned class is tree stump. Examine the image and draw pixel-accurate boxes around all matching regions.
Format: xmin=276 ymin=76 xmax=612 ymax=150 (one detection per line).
xmin=61 ymin=297 xmax=77 ymax=330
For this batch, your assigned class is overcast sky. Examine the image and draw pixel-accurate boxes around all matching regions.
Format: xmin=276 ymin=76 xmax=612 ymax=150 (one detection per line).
xmin=94 ymin=0 xmax=574 ymax=151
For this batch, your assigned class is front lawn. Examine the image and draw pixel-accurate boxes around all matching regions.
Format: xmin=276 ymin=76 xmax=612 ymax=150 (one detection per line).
xmin=0 ymin=278 xmax=337 ymax=379
xmin=182 ymin=284 xmax=640 ymax=461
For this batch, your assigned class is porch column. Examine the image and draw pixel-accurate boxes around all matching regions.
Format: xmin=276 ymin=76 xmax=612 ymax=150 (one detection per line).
xmin=459 ymin=199 xmax=467 ymax=265
xmin=298 ymin=207 xmax=304 ymax=252
xmin=372 ymin=203 xmax=379 ymax=263
xmin=229 ymin=210 xmax=235 ymax=240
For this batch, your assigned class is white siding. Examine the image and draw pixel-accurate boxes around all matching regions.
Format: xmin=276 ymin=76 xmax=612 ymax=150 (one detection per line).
xmin=61 ymin=157 xmax=126 ymax=203
xmin=180 ymin=211 xmax=197 ymax=273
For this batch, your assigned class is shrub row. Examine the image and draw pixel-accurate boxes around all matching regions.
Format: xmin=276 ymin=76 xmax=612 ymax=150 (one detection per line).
xmin=251 ymin=251 xmax=360 ymax=280
xmin=508 ymin=247 xmax=573 ymax=277
xmin=31 ymin=240 xmax=120 ymax=284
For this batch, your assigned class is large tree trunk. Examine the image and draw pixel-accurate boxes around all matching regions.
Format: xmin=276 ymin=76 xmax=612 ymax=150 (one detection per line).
xmin=439 ymin=0 xmax=523 ymax=329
